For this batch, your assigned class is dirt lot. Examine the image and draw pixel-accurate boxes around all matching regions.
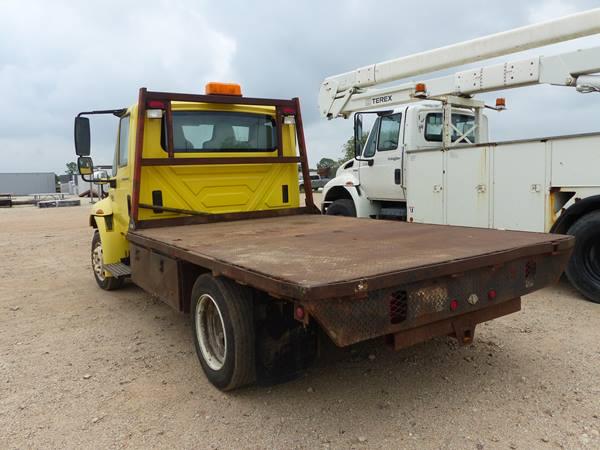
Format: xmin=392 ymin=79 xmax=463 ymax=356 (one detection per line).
xmin=1 ymin=200 xmax=599 ymax=449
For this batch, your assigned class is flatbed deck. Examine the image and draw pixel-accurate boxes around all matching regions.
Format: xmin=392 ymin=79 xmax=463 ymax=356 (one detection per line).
xmin=127 ymin=215 xmax=574 ymax=301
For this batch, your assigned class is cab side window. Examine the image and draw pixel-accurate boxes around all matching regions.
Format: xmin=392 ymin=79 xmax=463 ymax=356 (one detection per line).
xmin=424 ymin=113 xmax=475 ymax=143
xmin=363 ymin=118 xmax=380 ymax=158
xmin=377 ymin=113 xmax=401 ymax=151
xmin=118 ymin=116 xmax=130 ymax=167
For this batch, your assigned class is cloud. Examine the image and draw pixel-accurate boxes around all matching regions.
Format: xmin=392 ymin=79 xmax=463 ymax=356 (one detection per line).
xmin=0 ymin=0 xmax=236 ymax=172
xmin=0 ymin=0 xmax=599 ymax=173
xmin=527 ymin=0 xmax=579 ymax=23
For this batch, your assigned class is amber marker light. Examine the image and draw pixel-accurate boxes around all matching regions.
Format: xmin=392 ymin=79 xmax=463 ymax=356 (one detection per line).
xmin=205 ymin=82 xmax=242 ymax=96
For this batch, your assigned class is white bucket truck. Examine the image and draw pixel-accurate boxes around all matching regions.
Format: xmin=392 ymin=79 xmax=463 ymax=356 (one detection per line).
xmin=319 ymin=9 xmax=600 ymax=303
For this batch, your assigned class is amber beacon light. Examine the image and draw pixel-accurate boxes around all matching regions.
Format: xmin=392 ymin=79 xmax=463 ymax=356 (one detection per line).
xmin=205 ymin=82 xmax=243 ymax=96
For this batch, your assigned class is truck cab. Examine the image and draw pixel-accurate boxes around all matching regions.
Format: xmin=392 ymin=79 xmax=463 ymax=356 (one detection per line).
xmin=322 ymin=103 xmax=488 ymax=218
xmin=76 ymin=85 xmax=311 ymax=292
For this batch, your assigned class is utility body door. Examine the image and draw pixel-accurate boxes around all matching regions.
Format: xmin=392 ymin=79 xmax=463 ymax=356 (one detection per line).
xmin=445 ymin=146 xmax=490 ymax=227
xmin=492 ymin=141 xmax=546 ymax=232
xmin=359 ymin=113 xmax=405 ymax=200
xmin=405 ymin=148 xmax=444 ymax=224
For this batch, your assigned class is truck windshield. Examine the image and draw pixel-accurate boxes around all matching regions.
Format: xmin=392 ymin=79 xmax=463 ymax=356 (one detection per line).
xmin=163 ymin=111 xmax=278 ymax=152
xmin=424 ymin=113 xmax=475 ymax=143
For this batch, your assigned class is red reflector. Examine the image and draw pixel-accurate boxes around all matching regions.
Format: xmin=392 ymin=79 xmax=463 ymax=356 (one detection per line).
xmin=488 ymin=289 xmax=497 ymax=300
xmin=147 ymin=100 xmax=166 ymax=109
xmin=450 ymin=299 xmax=459 ymax=311
xmin=281 ymin=107 xmax=296 ymax=115
xmin=294 ymin=306 xmax=305 ymax=320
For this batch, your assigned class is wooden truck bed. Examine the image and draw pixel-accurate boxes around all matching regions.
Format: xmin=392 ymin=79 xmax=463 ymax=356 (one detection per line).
xmin=128 ymin=215 xmax=573 ymax=347
xmin=128 ymin=214 xmax=572 ymax=297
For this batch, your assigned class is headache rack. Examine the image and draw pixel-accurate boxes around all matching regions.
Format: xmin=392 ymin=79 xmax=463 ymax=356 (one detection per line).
xmin=130 ymin=88 xmax=319 ymax=229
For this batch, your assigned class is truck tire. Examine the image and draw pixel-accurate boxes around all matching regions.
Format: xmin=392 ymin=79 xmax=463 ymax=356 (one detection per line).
xmin=91 ymin=231 xmax=124 ymax=291
xmin=191 ymin=274 xmax=256 ymax=390
xmin=565 ymin=210 xmax=600 ymax=304
xmin=326 ymin=198 xmax=356 ymax=217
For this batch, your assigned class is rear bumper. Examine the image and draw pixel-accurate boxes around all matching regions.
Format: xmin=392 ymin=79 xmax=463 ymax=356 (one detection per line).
xmin=304 ymin=249 xmax=571 ymax=347
xmin=389 ymin=297 xmax=520 ymax=350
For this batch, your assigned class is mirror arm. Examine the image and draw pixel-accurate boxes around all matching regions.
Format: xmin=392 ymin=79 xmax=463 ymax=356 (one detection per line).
xmin=354 ymin=156 xmax=375 ymax=166
xmin=80 ymin=175 xmax=116 ymax=188
xmin=77 ymin=108 xmax=127 ymax=118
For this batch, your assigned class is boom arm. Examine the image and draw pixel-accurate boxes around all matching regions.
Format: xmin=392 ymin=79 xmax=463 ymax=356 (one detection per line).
xmin=320 ymin=8 xmax=600 ymax=118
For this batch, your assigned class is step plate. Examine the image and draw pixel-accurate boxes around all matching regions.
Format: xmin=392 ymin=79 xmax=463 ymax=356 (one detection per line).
xmin=104 ymin=263 xmax=132 ymax=277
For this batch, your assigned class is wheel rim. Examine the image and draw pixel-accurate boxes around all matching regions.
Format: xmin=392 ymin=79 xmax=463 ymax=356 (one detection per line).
xmin=92 ymin=241 xmax=105 ymax=282
xmin=195 ymin=294 xmax=227 ymax=371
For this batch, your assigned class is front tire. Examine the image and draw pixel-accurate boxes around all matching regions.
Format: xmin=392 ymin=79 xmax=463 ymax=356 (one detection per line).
xmin=565 ymin=210 xmax=600 ymax=304
xmin=91 ymin=231 xmax=124 ymax=290
xmin=191 ymin=274 xmax=256 ymax=390
xmin=326 ymin=198 xmax=356 ymax=217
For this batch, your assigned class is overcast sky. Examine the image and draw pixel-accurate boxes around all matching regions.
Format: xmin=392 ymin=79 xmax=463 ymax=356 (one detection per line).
xmin=1 ymin=0 xmax=600 ymax=174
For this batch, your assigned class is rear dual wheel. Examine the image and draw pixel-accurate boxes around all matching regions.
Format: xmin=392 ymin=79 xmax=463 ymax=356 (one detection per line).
xmin=565 ymin=210 xmax=600 ymax=304
xmin=191 ymin=274 xmax=255 ymax=390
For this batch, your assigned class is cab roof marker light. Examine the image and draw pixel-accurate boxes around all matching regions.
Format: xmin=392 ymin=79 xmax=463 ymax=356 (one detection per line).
xmin=205 ymin=82 xmax=242 ymax=96
xmin=414 ymin=82 xmax=427 ymax=98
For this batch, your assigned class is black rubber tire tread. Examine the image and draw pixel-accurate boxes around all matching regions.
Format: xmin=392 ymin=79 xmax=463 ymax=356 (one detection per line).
xmin=565 ymin=210 xmax=600 ymax=304
xmin=191 ymin=274 xmax=256 ymax=391
xmin=326 ymin=198 xmax=356 ymax=217
xmin=91 ymin=231 xmax=124 ymax=291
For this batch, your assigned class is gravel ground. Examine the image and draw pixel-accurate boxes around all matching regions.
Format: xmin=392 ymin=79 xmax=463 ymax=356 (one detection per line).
xmin=1 ymin=201 xmax=599 ymax=449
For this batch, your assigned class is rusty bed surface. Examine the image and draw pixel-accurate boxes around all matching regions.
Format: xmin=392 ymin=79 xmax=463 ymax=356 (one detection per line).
xmin=127 ymin=215 xmax=574 ymax=300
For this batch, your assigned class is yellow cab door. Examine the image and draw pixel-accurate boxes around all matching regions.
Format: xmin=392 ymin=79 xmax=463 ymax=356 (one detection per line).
xmin=110 ymin=113 xmax=133 ymax=246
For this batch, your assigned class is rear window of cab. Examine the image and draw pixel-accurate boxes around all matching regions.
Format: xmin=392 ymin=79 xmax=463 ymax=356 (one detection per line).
xmin=161 ymin=111 xmax=278 ymax=152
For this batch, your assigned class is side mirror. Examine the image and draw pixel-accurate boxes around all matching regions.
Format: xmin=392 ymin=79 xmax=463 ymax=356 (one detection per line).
xmin=77 ymin=156 xmax=94 ymax=176
xmin=353 ymin=113 xmax=363 ymax=157
xmin=74 ymin=116 xmax=91 ymax=156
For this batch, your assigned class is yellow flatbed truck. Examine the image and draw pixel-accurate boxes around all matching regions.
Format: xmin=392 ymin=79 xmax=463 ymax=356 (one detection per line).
xmin=74 ymin=84 xmax=573 ymax=390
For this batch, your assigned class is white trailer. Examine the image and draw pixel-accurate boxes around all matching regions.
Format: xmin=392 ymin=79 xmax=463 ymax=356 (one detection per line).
xmin=319 ymin=9 xmax=600 ymax=303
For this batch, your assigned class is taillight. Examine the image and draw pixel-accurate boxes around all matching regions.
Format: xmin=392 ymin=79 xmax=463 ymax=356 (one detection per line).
xmin=488 ymin=289 xmax=497 ymax=300
xmin=147 ymin=100 xmax=166 ymax=109
xmin=294 ymin=305 xmax=305 ymax=321
xmin=450 ymin=299 xmax=459 ymax=311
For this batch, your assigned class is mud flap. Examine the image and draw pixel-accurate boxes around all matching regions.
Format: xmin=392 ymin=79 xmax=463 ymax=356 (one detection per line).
xmin=255 ymin=324 xmax=318 ymax=386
